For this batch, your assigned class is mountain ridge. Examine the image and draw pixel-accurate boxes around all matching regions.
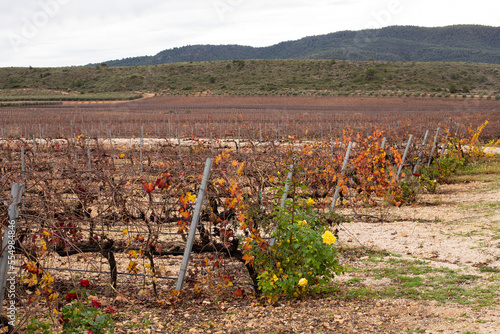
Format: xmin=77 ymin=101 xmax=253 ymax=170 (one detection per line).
xmin=100 ymin=25 xmax=500 ymax=66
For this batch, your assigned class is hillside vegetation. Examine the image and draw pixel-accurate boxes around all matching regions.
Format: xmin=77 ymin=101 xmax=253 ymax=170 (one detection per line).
xmin=102 ymin=25 xmax=500 ymax=66
xmin=1 ymin=59 xmax=500 ymax=96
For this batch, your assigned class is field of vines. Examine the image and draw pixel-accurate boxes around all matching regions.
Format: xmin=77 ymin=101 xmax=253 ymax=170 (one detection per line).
xmin=0 ymin=95 xmax=499 ymax=332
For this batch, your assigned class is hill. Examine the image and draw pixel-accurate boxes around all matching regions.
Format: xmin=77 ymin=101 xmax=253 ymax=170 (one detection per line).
xmin=1 ymin=59 xmax=499 ymax=95
xmin=102 ymin=25 xmax=500 ymax=66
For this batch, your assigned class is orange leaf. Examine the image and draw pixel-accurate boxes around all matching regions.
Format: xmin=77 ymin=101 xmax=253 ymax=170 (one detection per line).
xmin=242 ymin=253 xmax=254 ymax=265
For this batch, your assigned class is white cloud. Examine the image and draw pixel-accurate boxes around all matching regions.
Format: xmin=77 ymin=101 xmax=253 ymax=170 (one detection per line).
xmin=0 ymin=0 xmax=498 ymax=67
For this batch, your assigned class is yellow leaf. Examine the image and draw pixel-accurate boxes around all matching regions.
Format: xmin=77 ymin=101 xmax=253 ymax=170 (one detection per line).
xmin=127 ymin=260 xmax=139 ymax=273
xmin=185 ymin=192 xmax=197 ymax=203
xmin=43 ymin=230 xmax=51 ymax=236
xmin=49 ymin=293 xmax=59 ymax=301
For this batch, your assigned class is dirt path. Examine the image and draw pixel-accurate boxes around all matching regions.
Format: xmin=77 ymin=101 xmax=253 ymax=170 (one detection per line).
xmin=330 ymin=180 xmax=500 ymax=334
xmin=340 ymin=182 xmax=500 ymax=267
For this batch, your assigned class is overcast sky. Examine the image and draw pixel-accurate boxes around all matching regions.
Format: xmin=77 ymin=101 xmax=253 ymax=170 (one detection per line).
xmin=1 ymin=0 xmax=499 ymax=67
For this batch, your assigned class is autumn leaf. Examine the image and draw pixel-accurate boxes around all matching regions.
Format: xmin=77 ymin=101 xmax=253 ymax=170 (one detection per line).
xmin=127 ymin=260 xmax=139 ymax=274
xmin=213 ymin=178 xmax=225 ymax=186
xmin=179 ymin=209 xmax=190 ymax=220
xmin=186 ymin=192 xmax=196 ymax=202
xmin=242 ymin=253 xmax=254 ymax=265
xmin=237 ymin=162 xmax=245 ymax=176
xmin=141 ymin=181 xmax=155 ymax=193
xmin=156 ymin=172 xmax=173 ymax=189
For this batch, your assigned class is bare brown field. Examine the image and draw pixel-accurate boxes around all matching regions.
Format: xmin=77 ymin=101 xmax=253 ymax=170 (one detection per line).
xmin=1 ymin=95 xmax=499 ymax=141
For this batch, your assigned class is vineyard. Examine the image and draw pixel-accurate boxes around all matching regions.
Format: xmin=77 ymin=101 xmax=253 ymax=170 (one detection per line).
xmin=1 ymin=95 xmax=500 ymax=333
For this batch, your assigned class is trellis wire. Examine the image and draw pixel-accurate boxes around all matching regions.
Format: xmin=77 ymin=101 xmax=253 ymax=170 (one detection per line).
xmin=11 ymin=265 xmax=257 ymax=288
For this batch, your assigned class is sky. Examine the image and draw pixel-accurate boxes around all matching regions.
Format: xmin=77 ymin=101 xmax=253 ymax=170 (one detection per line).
xmin=1 ymin=0 xmax=499 ymax=68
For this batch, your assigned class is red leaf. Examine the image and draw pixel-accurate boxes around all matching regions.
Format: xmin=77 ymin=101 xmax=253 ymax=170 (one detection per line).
xmin=142 ymin=181 xmax=155 ymax=193
xmin=234 ymin=288 xmax=243 ymax=297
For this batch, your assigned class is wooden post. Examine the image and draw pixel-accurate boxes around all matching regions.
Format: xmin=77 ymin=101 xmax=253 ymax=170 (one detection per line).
xmin=210 ymin=132 xmax=214 ymax=156
xmin=140 ymin=126 xmax=144 ymax=175
xmin=176 ymin=158 xmax=213 ymax=291
xmin=381 ymin=137 xmax=387 ymax=150
xmin=427 ymin=128 xmax=440 ymax=167
xmin=438 ymin=133 xmax=449 ymax=165
xmin=87 ymin=139 xmax=91 ymax=183
xmin=277 ymin=120 xmax=280 ymax=141
xmin=21 ymin=147 xmax=25 ymax=185
xmin=331 ymin=141 xmax=353 ymax=210
xmin=0 ymin=183 xmax=25 ymax=310
xmin=39 ymin=124 xmax=42 ymax=151
xmin=178 ymin=135 xmax=181 ymax=157
xmin=74 ymin=134 xmax=78 ymax=171
xmin=269 ymin=165 xmax=294 ymax=247
xmin=413 ymin=130 xmax=429 ymax=175
xmin=396 ymin=135 xmax=413 ymax=181
xmin=32 ymin=135 xmax=36 ymax=161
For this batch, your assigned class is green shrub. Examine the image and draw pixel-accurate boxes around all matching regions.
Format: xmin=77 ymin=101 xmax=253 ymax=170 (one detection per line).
xmin=247 ymin=181 xmax=344 ymax=301
xmin=364 ymin=68 xmax=377 ymax=81
xmin=449 ymin=83 xmax=457 ymax=94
